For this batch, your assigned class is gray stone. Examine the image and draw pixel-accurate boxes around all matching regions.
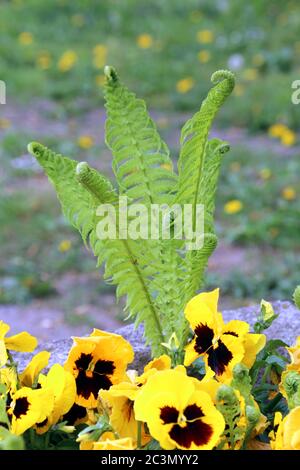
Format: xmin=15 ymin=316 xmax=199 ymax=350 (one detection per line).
xmin=13 ymin=301 xmax=299 ymax=373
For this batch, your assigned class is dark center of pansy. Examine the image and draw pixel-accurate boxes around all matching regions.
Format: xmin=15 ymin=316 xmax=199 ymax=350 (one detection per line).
xmin=75 ymin=359 xmax=116 ymax=400
xmin=207 ymin=339 xmax=233 ymax=376
xmin=75 ymin=353 xmax=93 ymax=371
xmin=63 ymin=403 xmax=87 ymax=425
xmin=13 ymin=397 xmax=30 ymax=419
xmin=194 ymin=323 xmax=214 ymax=354
xmin=160 ymin=404 xmax=213 ymax=449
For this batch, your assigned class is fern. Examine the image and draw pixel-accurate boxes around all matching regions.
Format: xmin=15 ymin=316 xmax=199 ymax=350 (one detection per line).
xmin=28 ymin=68 xmax=235 ymax=357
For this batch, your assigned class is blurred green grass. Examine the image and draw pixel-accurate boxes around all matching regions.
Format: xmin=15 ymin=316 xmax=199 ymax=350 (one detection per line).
xmin=1 ymin=0 xmax=300 ymax=129
xmin=0 ymin=0 xmax=299 ymax=309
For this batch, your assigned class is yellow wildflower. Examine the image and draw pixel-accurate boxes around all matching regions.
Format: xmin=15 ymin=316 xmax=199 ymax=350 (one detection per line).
xmin=259 ymin=168 xmax=272 ymax=180
xmin=58 ymin=50 xmax=78 ymax=72
xmin=58 ymin=239 xmax=72 ymax=252
xmin=136 ymin=34 xmax=153 ymax=49
xmin=198 ymin=50 xmax=211 ymax=63
xmin=93 ymin=44 xmax=107 ymax=69
xmin=36 ymin=52 xmax=52 ymax=70
xmin=242 ymin=68 xmax=258 ymax=81
xmin=196 ymin=30 xmax=214 ymax=44
xmin=268 ymin=123 xmax=287 ymax=138
xmin=281 ymin=186 xmax=296 ymax=201
xmin=77 ymin=135 xmax=94 ymax=149
xmin=224 ymin=199 xmax=243 ymax=214
xmin=281 ymin=129 xmax=296 ymax=146
xmin=233 ymin=84 xmax=245 ymax=97
xmin=18 ymin=32 xmax=33 ymax=46
xmin=176 ymin=77 xmax=195 ymax=94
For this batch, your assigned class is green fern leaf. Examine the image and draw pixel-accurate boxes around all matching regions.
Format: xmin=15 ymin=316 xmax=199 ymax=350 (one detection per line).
xmin=104 ymin=66 xmax=177 ymax=206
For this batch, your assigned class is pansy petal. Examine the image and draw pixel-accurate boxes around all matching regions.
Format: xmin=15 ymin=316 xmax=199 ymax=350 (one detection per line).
xmin=5 ymin=332 xmax=37 ymax=352
xmin=0 ymin=340 xmax=8 ymax=367
xmin=20 ymin=351 xmax=50 ymax=387
xmin=184 ymin=297 xmax=216 ymax=331
xmin=242 ymin=333 xmax=266 ymax=369
xmin=184 ymin=338 xmax=200 ymax=367
xmin=0 ymin=321 xmax=10 ymax=339
xmin=222 ymin=320 xmax=249 ymax=338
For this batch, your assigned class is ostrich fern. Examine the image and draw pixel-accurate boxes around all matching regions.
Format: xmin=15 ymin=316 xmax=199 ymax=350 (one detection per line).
xmin=28 ymin=67 xmax=235 ymax=356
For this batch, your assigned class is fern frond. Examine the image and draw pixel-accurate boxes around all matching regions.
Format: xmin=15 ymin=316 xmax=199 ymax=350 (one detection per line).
xmin=177 ymin=70 xmax=234 ymax=216
xmin=76 ymin=162 xmax=166 ymax=355
xmin=104 ymin=66 xmax=177 ymax=206
xmin=27 ymin=142 xmax=115 ymax=246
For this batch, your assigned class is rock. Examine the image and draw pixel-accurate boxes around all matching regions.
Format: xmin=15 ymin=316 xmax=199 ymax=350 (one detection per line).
xmin=13 ymin=301 xmax=299 ymax=373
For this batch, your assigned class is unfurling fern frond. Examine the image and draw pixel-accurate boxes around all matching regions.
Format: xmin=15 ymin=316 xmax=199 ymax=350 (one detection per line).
xmin=104 ymin=66 xmax=177 ymax=206
xmin=177 ymin=70 xmax=234 ymax=213
xmin=29 ymin=68 xmax=235 ymax=358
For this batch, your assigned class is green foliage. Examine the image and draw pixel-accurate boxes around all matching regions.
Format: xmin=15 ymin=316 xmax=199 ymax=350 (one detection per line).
xmin=28 ymin=68 xmax=234 ymax=355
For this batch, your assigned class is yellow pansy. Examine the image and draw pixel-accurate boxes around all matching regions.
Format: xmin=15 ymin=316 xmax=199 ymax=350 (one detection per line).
xmin=196 ymin=30 xmax=214 ymax=44
xmin=0 ymin=367 xmax=18 ymax=395
xmin=224 ymin=199 xmax=243 ymax=214
xmin=20 ymin=351 xmax=51 ymax=387
xmin=286 ymin=336 xmax=300 ymax=372
xmin=134 ymin=369 xmax=225 ymax=450
xmin=184 ymin=289 xmax=248 ymax=381
xmin=136 ymin=34 xmax=153 ymax=49
xmin=0 ymin=321 xmax=37 ymax=367
xmin=100 ymin=381 xmax=150 ymax=446
xmin=176 ymin=77 xmax=195 ymax=94
xmin=242 ymin=333 xmax=266 ymax=369
xmin=65 ymin=329 xmax=134 ymax=408
xmin=36 ymin=364 xmax=76 ymax=434
xmin=270 ymin=408 xmax=300 ymax=450
xmin=282 ymin=186 xmax=296 ymax=201
xmin=77 ymin=135 xmax=94 ymax=149
xmin=18 ymin=32 xmax=33 ymax=45
xmin=58 ymin=50 xmax=78 ymax=72
xmin=8 ymin=387 xmax=54 ymax=435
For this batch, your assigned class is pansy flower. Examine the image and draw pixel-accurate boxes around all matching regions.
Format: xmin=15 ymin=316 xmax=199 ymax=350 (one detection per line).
xmin=65 ymin=329 xmax=134 ymax=408
xmin=270 ymin=408 xmax=300 ymax=450
xmin=35 ymin=364 xmax=76 ymax=434
xmin=134 ymin=369 xmax=225 ymax=450
xmin=0 ymin=321 xmax=37 ymax=367
xmin=8 ymin=387 xmax=54 ymax=435
xmin=184 ymin=289 xmax=263 ymax=380
xmin=100 ymin=381 xmax=150 ymax=446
